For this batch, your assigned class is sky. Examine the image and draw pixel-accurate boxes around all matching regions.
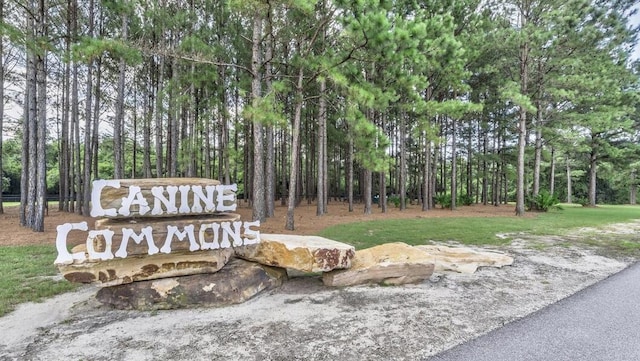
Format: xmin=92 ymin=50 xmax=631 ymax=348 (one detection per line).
xmin=631 ymin=4 xmax=640 ymax=60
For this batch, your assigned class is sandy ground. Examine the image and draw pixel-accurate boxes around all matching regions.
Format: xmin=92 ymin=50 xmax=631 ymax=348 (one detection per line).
xmin=1 ymin=203 xmax=639 ymax=360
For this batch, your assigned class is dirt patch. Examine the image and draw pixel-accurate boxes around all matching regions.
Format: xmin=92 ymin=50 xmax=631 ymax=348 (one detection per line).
xmin=1 ymin=203 xmax=638 ymax=360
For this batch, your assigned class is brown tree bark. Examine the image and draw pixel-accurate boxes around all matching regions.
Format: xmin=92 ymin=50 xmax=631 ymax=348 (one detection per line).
xmin=566 ymin=154 xmax=572 ymax=204
xmin=515 ymin=9 xmax=530 ymax=216
xmin=285 ymin=68 xmax=305 ymax=230
xmin=34 ymin=0 xmax=47 ymax=231
xmin=251 ymin=12 xmax=265 ymax=222
xmin=316 ymin=77 xmax=327 ymax=216
xmin=0 ymin=0 xmax=4 ymax=214
xmin=113 ymin=12 xmax=128 ymax=179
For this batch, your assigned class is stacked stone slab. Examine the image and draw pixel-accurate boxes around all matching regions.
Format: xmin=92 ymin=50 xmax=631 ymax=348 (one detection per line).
xmin=55 ymin=178 xmax=514 ymax=310
xmin=57 ymin=179 xmax=245 ymax=286
xmin=56 ymin=178 xmax=358 ymax=310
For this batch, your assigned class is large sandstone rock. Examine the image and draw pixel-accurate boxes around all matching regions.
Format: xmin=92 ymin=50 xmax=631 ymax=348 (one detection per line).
xmin=95 ymin=258 xmax=287 ymax=310
xmin=234 ymin=234 xmax=355 ymax=273
xmin=322 ymin=242 xmax=435 ymax=287
xmin=415 ymin=245 xmax=513 ymax=274
xmin=92 ymin=177 xmax=237 ymax=219
xmin=58 ymin=248 xmax=233 ymax=287
xmin=92 ymin=213 xmax=242 ymax=257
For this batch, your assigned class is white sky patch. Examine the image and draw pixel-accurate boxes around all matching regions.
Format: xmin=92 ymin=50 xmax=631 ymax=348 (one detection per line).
xmin=630 ymin=4 xmax=640 ymax=60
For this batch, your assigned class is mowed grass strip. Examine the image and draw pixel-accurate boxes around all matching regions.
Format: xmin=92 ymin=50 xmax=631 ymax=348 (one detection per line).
xmin=318 ymin=204 xmax=640 ymax=249
xmin=0 ymin=245 xmax=77 ymax=317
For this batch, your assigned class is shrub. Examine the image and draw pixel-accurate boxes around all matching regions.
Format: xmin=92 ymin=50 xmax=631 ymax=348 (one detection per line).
xmin=527 ymin=191 xmax=562 ymax=212
xmin=388 ymin=196 xmax=403 ymax=208
xmin=435 ymin=193 xmax=452 ymax=209
xmin=458 ymin=194 xmax=474 ymax=206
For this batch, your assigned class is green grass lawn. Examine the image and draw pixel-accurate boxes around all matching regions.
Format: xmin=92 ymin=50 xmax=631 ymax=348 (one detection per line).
xmin=0 ymin=245 xmax=77 ymax=317
xmin=318 ymin=204 xmax=640 ymax=249
xmin=0 ymin=203 xmax=638 ymax=317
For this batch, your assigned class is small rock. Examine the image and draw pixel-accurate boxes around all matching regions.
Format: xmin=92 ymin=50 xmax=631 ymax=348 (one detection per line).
xmin=95 ymin=258 xmax=287 ymax=310
xmin=235 ymin=234 xmax=355 ymax=273
xmin=322 ymin=242 xmax=435 ymax=287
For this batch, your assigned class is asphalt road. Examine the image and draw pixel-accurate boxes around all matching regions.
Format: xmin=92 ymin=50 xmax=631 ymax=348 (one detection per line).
xmin=430 ymin=262 xmax=640 ymax=361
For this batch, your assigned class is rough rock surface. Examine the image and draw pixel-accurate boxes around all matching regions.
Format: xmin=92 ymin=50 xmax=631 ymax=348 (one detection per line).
xmin=92 ymin=213 xmax=242 ymax=257
xmin=58 ymin=248 xmax=233 ymax=287
xmin=94 ymin=177 xmax=231 ymax=219
xmin=95 ymin=258 xmax=287 ymax=310
xmin=323 ymin=242 xmax=435 ymax=286
xmin=235 ymin=234 xmax=355 ymax=273
xmin=415 ymin=245 xmax=514 ymax=273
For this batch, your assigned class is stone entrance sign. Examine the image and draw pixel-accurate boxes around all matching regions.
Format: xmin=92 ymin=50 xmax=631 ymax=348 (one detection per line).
xmin=53 ymin=178 xmax=512 ymax=310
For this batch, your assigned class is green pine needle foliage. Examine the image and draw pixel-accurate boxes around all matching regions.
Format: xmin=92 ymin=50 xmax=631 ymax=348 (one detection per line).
xmin=527 ymin=191 xmax=563 ymax=212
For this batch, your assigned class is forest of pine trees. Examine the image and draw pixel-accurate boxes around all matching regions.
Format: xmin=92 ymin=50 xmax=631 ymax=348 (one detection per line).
xmin=1 ymin=0 xmax=639 ymax=231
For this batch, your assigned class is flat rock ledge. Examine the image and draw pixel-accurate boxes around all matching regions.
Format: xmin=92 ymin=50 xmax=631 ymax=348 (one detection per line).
xmin=323 ymin=242 xmax=435 ymax=287
xmin=96 ymin=258 xmax=287 ymax=310
xmin=59 ymin=248 xmax=234 ymax=287
xmin=415 ymin=245 xmax=514 ymax=274
xmin=235 ymin=234 xmax=355 ymax=273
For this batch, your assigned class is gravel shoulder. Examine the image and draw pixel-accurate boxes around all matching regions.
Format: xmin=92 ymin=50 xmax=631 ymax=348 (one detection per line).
xmin=2 ymin=220 xmax=639 ymax=361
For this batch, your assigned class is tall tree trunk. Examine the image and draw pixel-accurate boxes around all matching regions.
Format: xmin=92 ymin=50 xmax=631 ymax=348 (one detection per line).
xmin=316 ymin=77 xmax=327 ymax=216
xmin=566 ymin=154 xmax=572 ymax=204
xmin=132 ymin=90 xmax=138 ymax=178
xmin=219 ymin=68 xmax=231 ymax=184
xmin=450 ymin=117 xmax=457 ymax=210
xmin=22 ymin=5 xmax=36 ymax=226
xmin=70 ymin=10 xmax=79 ymax=213
xmin=80 ymin=0 xmax=95 ymax=216
xmin=467 ymin=123 xmax=473 ymax=200
xmin=363 ymin=168 xmax=372 ymax=214
xmin=533 ymin=62 xmax=544 ymax=197
xmin=285 ymin=68 xmax=304 ymax=230
xmin=533 ymin=121 xmax=542 ymax=197
xmin=549 ymin=147 xmax=555 ymax=195
xmin=280 ymin=127 xmax=287 ymax=206
xmin=155 ymin=54 xmax=165 ymax=178
xmin=251 ymin=13 xmax=265 ymax=222
xmin=347 ymin=135 xmax=354 ymax=212
xmin=0 ymin=0 xmax=4 ymax=214
xmin=204 ymin=91 xmax=212 ymax=178
xmin=92 ymin=57 xmax=102 ymax=180
xmin=186 ymin=63 xmax=196 ymax=177
xmin=60 ymin=0 xmax=72 ymax=211
xmin=515 ymin=13 xmax=529 ymax=216
xmin=34 ymin=0 xmax=47 ymax=231
xmin=492 ymin=133 xmax=500 ymax=206
xmin=265 ymin=21 xmax=275 ymax=217
xmin=422 ymin=131 xmax=431 ymax=211
xmin=630 ymin=171 xmax=637 ymax=205
xmin=588 ymin=146 xmax=597 ymax=207
xmin=399 ymin=112 xmax=406 ymax=210
xmin=380 ymin=114 xmax=389 ymax=212
xmin=482 ymin=122 xmax=488 ymax=205
xmin=168 ymin=58 xmax=178 ymax=177
xmin=113 ymin=12 xmax=128 ymax=179
xmin=20 ymin=75 xmax=31 ymax=223
xmin=380 ymin=171 xmax=387 ymax=212
xmin=143 ymin=61 xmax=153 ymax=178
